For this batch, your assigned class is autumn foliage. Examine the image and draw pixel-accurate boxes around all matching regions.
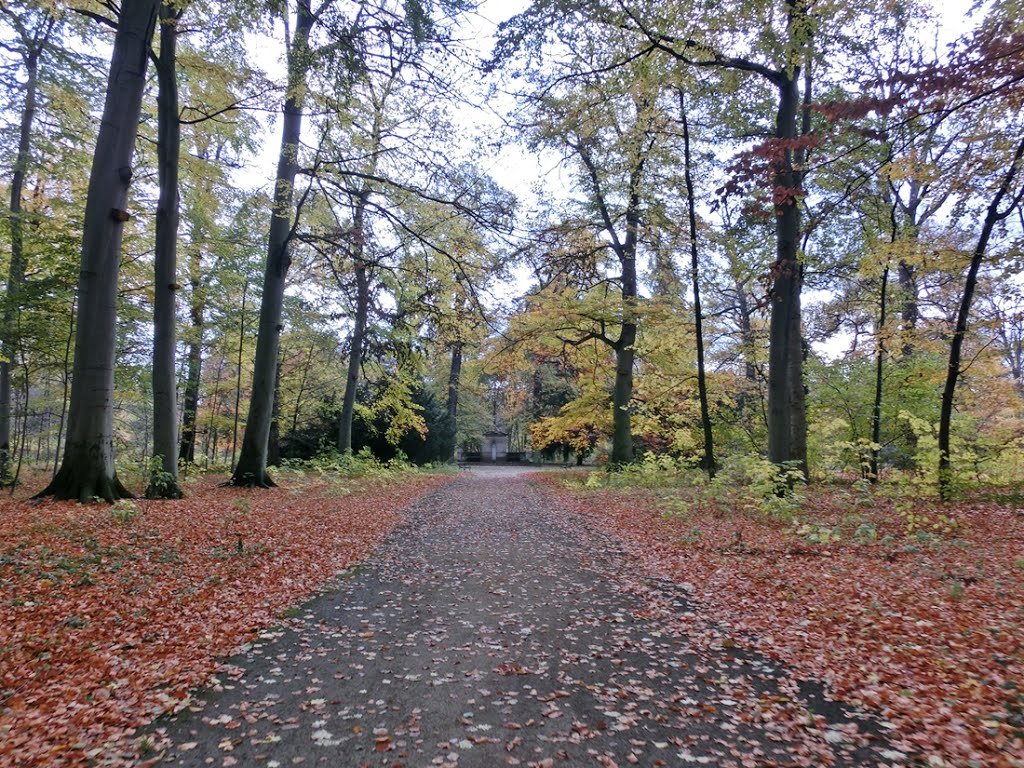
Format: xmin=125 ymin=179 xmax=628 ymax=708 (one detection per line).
xmin=0 ymin=472 xmax=447 ymax=767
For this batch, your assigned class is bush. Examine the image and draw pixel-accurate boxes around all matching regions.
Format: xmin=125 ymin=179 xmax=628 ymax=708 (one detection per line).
xmin=708 ymin=455 xmax=805 ymax=522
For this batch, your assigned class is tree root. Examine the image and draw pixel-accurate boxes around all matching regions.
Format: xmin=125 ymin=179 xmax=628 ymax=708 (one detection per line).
xmin=35 ymin=463 xmax=134 ymax=503
xmin=224 ymin=469 xmax=277 ymax=489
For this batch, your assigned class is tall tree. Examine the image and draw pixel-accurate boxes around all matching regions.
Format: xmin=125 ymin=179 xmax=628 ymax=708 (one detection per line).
xmin=147 ymin=0 xmax=185 ymax=498
xmin=0 ymin=1 xmax=57 ymax=482
xmin=178 ymin=243 xmax=203 ymax=464
xmin=230 ymin=0 xmax=318 ymax=486
xmin=938 ymin=137 xmax=1024 ymax=498
xmin=679 ymin=93 xmax=715 ymax=478
xmin=37 ymin=0 xmax=160 ymax=501
xmin=617 ymin=0 xmax=822 ymax=471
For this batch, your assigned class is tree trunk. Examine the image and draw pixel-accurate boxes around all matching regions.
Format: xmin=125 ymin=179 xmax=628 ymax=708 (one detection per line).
xmin=680 ymin=96 xmax=715 ymax=478
xmin=611 ymin=229 xmax=637 ymax=467
xmin=610 ymin=189 xmax=639 ymax=466
xmin=37 ymin=0 xmax=159 ymax=502
xmin=766 ymin=72 xmax=803 ymax=470
xmin=445 ymin=341 xmax=463 ymax=462
xmin=231 ymin=280 xmax=248 ymax=470
xmin=870 ymin=265 xmax=889 ymax=482
xmin=10 ymin=360 xmax=30 ymax=493
xmin=338 ymin=258 xmax=369 ymax=453
xmin=733 ymin=275 xmax=761 ymax=430
xmin=268 ymin=355 xmax=282 ymax=466
xmin=787 ymin=286 xmax=808 ymax=478
xmin=290 ymin=342 xmax=316 ymax=435
xmin=230 ymin=0 xmax=315 ymax=486
xmin=938 ymin=137 xmax=1024 ymax=500
xmin=611 ymin=334 xmax=636 ymax=465
xmin=147 ymin=0 xmax=183 ymax=499
xmin=53 ymin=301 xmax=75 ymax=476
xmin=897 ymin=261 xmax=918 ymax=354
xmin=2 ymin=20 xmax=52 ymax=482
xmin=178 ymin=247 xmax=203 ymax=464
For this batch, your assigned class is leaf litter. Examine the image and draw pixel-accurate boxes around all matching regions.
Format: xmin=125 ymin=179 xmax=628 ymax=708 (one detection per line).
xmin=0 ymin=472 xmax=446 ymax=767
xmin=546 ymin=476 xmax=1024 ymax=767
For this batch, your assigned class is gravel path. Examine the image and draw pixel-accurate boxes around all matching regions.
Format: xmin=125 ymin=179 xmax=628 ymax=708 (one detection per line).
xmin=144 ymin=469 xmax=895 ymax=767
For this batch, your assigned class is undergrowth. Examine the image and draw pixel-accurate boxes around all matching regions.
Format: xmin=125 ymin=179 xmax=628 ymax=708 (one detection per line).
xmin=559 ymin=451 xmax=987 ymax=545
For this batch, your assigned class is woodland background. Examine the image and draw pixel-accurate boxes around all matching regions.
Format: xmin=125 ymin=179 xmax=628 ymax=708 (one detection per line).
xmin=0 ymin=0 xmax=1021 ymax=497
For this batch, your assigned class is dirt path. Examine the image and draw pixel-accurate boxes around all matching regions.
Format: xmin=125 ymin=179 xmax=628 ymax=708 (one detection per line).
xmin=144 ymin=470 xmax=895 ymax=767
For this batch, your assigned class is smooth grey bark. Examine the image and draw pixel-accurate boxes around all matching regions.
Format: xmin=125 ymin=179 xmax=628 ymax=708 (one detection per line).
xmin=53 ymin=299 xmax=74 ymax=476
xmin=290 ymin=342 xmax=316 ymax=434
xmin=444 ymin=341 xmax=462 ymax=462
xmin=765 ymin=71 xmax=803 ymax=469
xmin=268 ymin=356 xmax=282 ymax=466
xmin=938 ymin=137 xmax=1024 ymax=500
xmin=230 ymin=280 xmax=248 ymax=470
xmin=338 ymin=255 xmax=369 ymax=454
xmin=679 ymin=94 xmax=715 ymax=478
xmin=611 ymin=249 xmax=638 ymax=466
xmin=230 ymin=0 xmax=315 ymax=486
xmin=38 ymin=0 xmax=160 ymax=502
xmin=178 ymin=248 xmax=203 ymax=464
xmin=147 ymin=0 xmax=183 ymax=498
xmin=1 ymin=11 xmax=55 ymax=482
xmin=870 ymin=264 xmax=889 ymax=482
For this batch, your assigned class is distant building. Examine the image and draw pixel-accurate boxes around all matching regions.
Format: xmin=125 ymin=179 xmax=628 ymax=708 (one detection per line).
xmin=482 ymin=430 xmax=508 ymax=462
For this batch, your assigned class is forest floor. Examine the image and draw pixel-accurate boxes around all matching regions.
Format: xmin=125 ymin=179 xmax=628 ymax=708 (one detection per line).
xmin=547 ymin=473 xmax=1024 ymax=767
xmin=0 ymin=467 xmax=447 ymax=767
xmin=1 ymin=467 xmax=1021 ymax=767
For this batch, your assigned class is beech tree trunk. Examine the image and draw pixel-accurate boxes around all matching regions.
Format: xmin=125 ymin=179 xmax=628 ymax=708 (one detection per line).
xmin=268 ymin=356 xmax=282 ymax=466
xmin=2 ymin=16 xmax=53 ymax=482
xmin=290 ymin=342 xmax=316 ymax=434
xmin=938 ymin=137 xmax=1024 ymax=500
xmin=338 ymin=258 xmax=369 ymax=454
xmin=37 ymin=0 xmax=160 ymax=501
xmin=178 ymin=248 xmax=203 ymax=464
xmin=230 ymin=0 xmax=315 ymax=486
xmin=230 ymin=281 xmax=248 ymax=470
xmin=611 ymin=246 xmax=637 ymax=465
xmin=444 ymin=341 xmax=462 ymax=462
xmin=870 ymin=265 xmax=889 ymax=482
xmin=766 ymin=72 xmax=803 ymax=470
xmin=147 ymin=0 xmax=183 ymax=498
xmin=680 ymin=96 xmax=715 ymax=478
